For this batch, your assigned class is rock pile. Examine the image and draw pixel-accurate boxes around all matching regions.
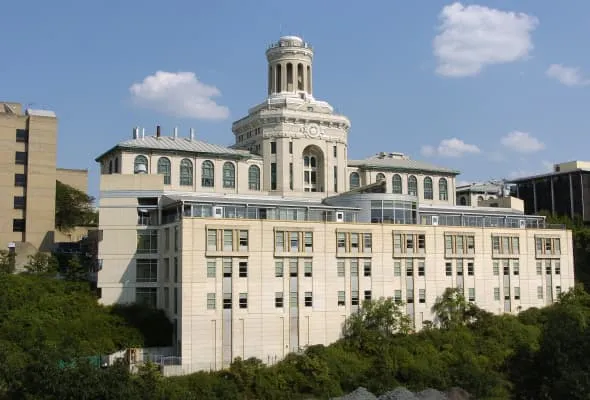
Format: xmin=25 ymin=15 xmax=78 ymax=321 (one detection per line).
xmin=330 ymin=386 xmax=472 ymax=400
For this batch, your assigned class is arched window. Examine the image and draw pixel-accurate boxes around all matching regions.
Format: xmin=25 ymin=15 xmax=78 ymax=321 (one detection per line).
xmin=248 ymin=165 xmax=260 ymax=190
xmin=134 ymin=155 xmax=148 ymax=174
xmin=350 ymin=172 xmax=360 ymax=189
xmin=108 ymin=160 xmax=113 ymax=174
xmin=201 ymin=160 xmax=214 ymax=187
xmin=439 ymin=178 xmax=448 ymax=201
xmin=276 ymin=64 xmax=282 ymax=92
xmin=392 ymin=174 xmax=402 ymax=194
xmin=460 ymin=196 xmax=467 ymax=205
xmin=180 ymin=159 xmax=193 ymax=186
xmin=297 ymin=63 xmax=304 ymax=91
xmin=114 ymin=157 xmax=119 ymax=173
xmin=477 ymin=196 xmax=484 ymax=204
xmin=408 ymin=175 xmax=418 ymax=196
xmin=302 ymin=146 xmax=323 ymax=192
xmin=376 ymin=173 xmax=385 ymax=182
xmin=286 ymin=63 xmax=293 ymax=91
xmin=223 ymin=162 xmax=235 ymax=188
xmin=424 ymin=177 xmax=433 ymax=200
xmin=157 ymin=157 xmax=171 ymax=184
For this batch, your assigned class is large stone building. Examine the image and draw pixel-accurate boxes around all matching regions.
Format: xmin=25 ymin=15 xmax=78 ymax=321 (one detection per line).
xmin=0 ymin=102 xmax=88 ymax=259
xmin=95 ymin=36 xmax=574 ymax=374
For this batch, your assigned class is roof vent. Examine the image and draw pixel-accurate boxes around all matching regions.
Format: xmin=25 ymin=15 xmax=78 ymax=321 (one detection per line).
xmin=190 ymin=128 xmax=195 ymax=141
xmin=156 ymin=125 xmax=161 ymax=138
xmin=173 ymin=126 xmax=178 ymax=140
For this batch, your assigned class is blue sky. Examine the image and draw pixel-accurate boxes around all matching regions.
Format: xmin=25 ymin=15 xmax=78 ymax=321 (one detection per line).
xmin=2 ymin=0 xmax=590 ymax=198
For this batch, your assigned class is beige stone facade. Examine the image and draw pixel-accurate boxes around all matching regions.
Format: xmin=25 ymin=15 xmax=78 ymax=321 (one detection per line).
xmin=95 ymin=36 xmax=575 ymax=374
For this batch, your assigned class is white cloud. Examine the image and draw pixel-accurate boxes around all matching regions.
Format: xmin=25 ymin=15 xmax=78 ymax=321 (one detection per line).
xmin=433 ymin=2 xmax=539 ymax=77
xmin=541 ymin=160 xmax=554 ymax=172
xmin=129 ymin=71 xmax=229 ymax=120
xmin=421 ymin=138 xmax=481 ymax=158
xmin=546 ymin=64 xmax=590 ymax=87
xmin=500 ymin=131 xmax=545 ymax=153
xmin=508 ymin=169 xmax=532 ymax=179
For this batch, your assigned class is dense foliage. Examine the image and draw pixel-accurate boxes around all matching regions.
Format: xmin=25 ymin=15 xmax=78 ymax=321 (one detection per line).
xmin=55 ymin=180 xmax=98 ymax=231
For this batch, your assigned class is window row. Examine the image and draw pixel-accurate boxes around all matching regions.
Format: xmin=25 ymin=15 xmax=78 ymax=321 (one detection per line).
xmin=275 ymin=230 xmax=314 ymax=253
xmin=349 ymin=173 xmax=449 ymax=200
xmin=207 ymin=292 xmax=314 ymax=310
xmin=444 ymin=259 xmax=476 ymax=276
xmin=535 ymin=237 xmax=561 ymax=256
xmin=134 ymin=155 xmax=261 ymax=190
xmin=394 ymin=259 xmax=426 ymax=277
xmin=336 ymin=232 xmax=372 ymax=253
xmin=492 ymin=236 xmax=520 ymax=255
xmin=444 ymin=234 xmax=476 ymax=256
xmin=393 ymin=233 xmax=426 ymax=255
xmin=492 ymin=260 xmax=520 ymax=276
xmin=274 ymin=259 xmax=313 ymax=277
xmin=492 ymin=285 xmax=561 ymax=301
xmin=207 ymin=258 xmax=249 ymax=278
xmin=207 ymin=229 xmax=249 ymax=252
xmin=535 ymin=260 xmax=561 ymax=275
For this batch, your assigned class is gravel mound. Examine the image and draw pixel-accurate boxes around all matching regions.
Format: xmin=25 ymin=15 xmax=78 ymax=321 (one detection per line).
xmin=330 ymin=386 xmax=472 ymax=400
xmin=378 ymin=387 xmax=418 ymax=400
xmin=416 ymin=389 xmax=447 ymax=399
xmin=331 ymin=387 xmax=377 ymax=400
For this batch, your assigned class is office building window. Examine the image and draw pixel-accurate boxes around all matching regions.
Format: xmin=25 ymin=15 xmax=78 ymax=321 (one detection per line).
xmin=468 ymin=288 xmax=475 ymax=302
xmin=439 ymin=178 xmax=448 ymax=200
xmin=275 ymin=260 xmax=284 ymax=277
xmin=222 ymin=162 xmax=236 ymax=188
xmin=174 ymin=288 xmax=178 ymax=314
xmin=364 ymin=290 xmax=372 ymax=301
xmin=238 ymin=261 xmax=248 ymax=278
xmin=239 ymin=230 xmax=248 ymax=251
xmin=207 ymin=229 xmax=218 ymax=251
xmin=290 ymin=291 xmax=298 ymax=307
xmin=467 ymin=262 xmax=474 ymax=276
xmin=270 ymin=141 xmax=277 ymax=154
xmin=289 ymin=163 xmax=294 ymax=190
xmin=350 ymin=260 xmax=358 ymax=277
xmin=419 ymin=289 xmax=426 ymax=303
xmin=248 ymin=165 xmax=260 ymax=190
xmin=179 ymin=159 xmax=193 ymax=186
xmin=15 ymin=151 xmax=27 ymax=165
xmin=513 ymin=261 xmax=520 ymax=275
xmin=351 ymin=291 xmax=359 ymax=306
xmin=535 ymin=237 xmax=561 ymax=256
xmin=418 ymin=260 xmax=425 ymax=276
xmin=275 ymin=231 xmax=284 ymax=251
xmin=201 ymin=160 xmax=215 ymax=187
xmin=223 ymin=230 xmax=233 ymax=251
xmin=304 ymin=260 xmax=313 ymax=277
xmin=350 ymin=172 xmax=360 ymax=189
xmin=207 ymin=261 xmax=216 ymax=278
xmin=406 ymin=288 xmax=414 ymax=303
xmin=136 ymin=288 xmax=157 ymax=308
xmin=15 ymin=129 xmax=28 ymax=142
xmin=555 ymin=261 xmax=561 ymax=275
xmin=14 ymin=174 xmax=26 ymax=187
xmin=394 ymin=290 xmax=402 ymax=303
xmin=394 ymin=261 xmax=401 ymax=276
xmin=556 ymin=286 xmax=562 ymax=297
xmin=164 ymin=228 xmax=170 ymax=251
xmin=536 ymin=261 xmax=542 ymax=275
xmin=239 ymin=293 xmax=248 ymax=309
xmin=275 ymin=292 xmax=284 ymax=308
xmin=334 ymin=166 xmax=338 ymax=192
xmin=174 ymin=226 xmax=179 ymax=251
xmin=223 ymin=293 xmax=232 ymax=309
xmin=337 ymin=291 xmax=345 ymax=306
xmin=423 ymin=177 xmax=433 ymax=200
xmin=363 ymin=261 xmax=372 ymax=277
xmin=537 ymin=286 xmax=543 ymax=299
xmin=290 ymin=232 xmax=299 ymax=252
xmin=270 ymin=163 xmax=277 ymax=190
xmin=333 ymin=145 xmax=337 ymax=158
xmin=493 ymin=261 xmax=499 ymax=276
xmin=164 ymin=258 xmax=170 ymax=281
xmin=137 ymin=230 xmax=158 ymax=254
xmin=456 ymin=259 xmax=464 ymax=276
xmin=393 ymin=233 xmax=426 ymax=254
xmin=289 ymin=142 xmax=293 ymax=154
xmin=136 ymin=259 xmax=158 ymax=282
xmin=494 ymin=287 xmax=500 ymax=301
xmin=157 ymin=157 xmax=171 ymax=185
xmin=337 ymin=260 xmax=345 ymax=277
xmin=503 ymin=260 xmax=510 ymax=275
xmin=304 ymin=231 xmax=313 ymax=252
xmin=289 ymin=259 xmax=298 ymax=277
xmin=13 ymin=196 xmax=25 ymax=209
xmin=406 ymin=260 xmax=414 ymax=276
xmin=445 ymin=262 xmax=452 ymax=276
xmin=223 ymin=259 xmax=232 ymax=277
xmin=392 ymin=174 xmax=402 ymax=194
xmin=12 ymin=219 xmax=25 ymax=232
xmin=207 ymin=293 xmax=216 ymax=310
xmin=304 ymin=292 xmax=313 ymax=307
xmin=514 ymin=287 xmax=520 ymax=300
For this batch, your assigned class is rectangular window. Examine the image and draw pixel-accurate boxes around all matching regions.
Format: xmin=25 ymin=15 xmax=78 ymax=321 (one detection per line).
xmin=136 ymin=259 xmax=158 ymax=282
xmin=275 ymin=292 xmax=284 ymax=308
xmin=394 ymin=261 xmax=401 ymax=276
xmin=304 ymin=292 xmax=313 ymax=307
xmin=394 ymin=290 xmax=402 ymax=303
xmin=333 ymin=145 xmax=337 ymax=158
xmin=363 ymin=261 xmax=372 ymax=277
xmin=514 ymin=287 xmax=520 ymax=300
xmin=504 ymin=286 xmax=510 ymax=300
xmin=503 ymin=260 xmax=510 ymax=275
xmin=239 ymin=293 xmax=248 ymax=309
xmin=207 ymin=261 xmax=216 ymax=278
xmin=223 ymin=259 xmax=232 ymax=277
xmin=15 ymin=151 xmax=27 ymax=165
xmin=223 ymin=293 xmax=232 ymax=309
xmin=164 ymin=228 xmax=170 ymax=251
xmin=337 ymin=291 xmax=345 ymax=306
xmin=275 ymin=231 xmax=284 ymax=251
xmin=418 ymin=260 xmax=425 ymax=276
xmin=290 ymin=232 xmax=299 ymax=252
xmin=174 ymin=287 xmax=178 ymax=313
xmin=275 ymin=260 xmax=284 ymax=277
xmin=350 ymin=233 xmax=359 ymax=252
xmin=467 ymin=262 xmax=474 ymax=276
xmin=304 ymin=232 xmax=313 ymax=252
xmin=304 ymin=260 xmax=313 ymax=277
xmin=337 ymin=232 xmax=346 ymax=251
xmin=419 ymin=289 xmax=426 ymax=303
xmin=137 ymin=230 xmax=158 ymax=254
xmin=14 ymin=173 xmax=26 ymax=187
xmin=223 ymin=230 xmax=233 ymax=251
xmin=164 ymin=287 xmax=169 ymax=309
xmin=207 ymin=229 xmax=217 ymax=251
xmin=512 ymin=237 xmax=520 ymax=254
xmin=334 ymin=166 xmax=338 ymax=192
xmin=556 ymin=286 xmax=562 ymax=297
xmin=289 ymin=163 xmax=294 ymax=190
xmin=289 ymin=141 xmax=293 ymax=154
xmin=290 ymin=291 xmax=298 ymax=307
xmin=546 ymin=261 xmax=551 ymax=275
xmin=536 ymin=261 xmax=542 ymax=275
xmin=513 ymin=261 xmax=520 ymax=275
xmin=492 ymin=236 xmax=500 ymax=252
xmin=289 ymin=259 xmax=298 ymax=277
xmin=239 ymin=230 xmax=248 ymax=251
xmin=270 ymin=141 xmax=277 ymax=154
xmin=173 ymin=257 xmax=178 ymax=283
xmin=494 ymin=287 xmax=500 ymax=300
xmin=207 ymin=293 xmax=216 ymax=310
xmin=468 ymin=288 xmax=475 ymax=302
xmin=445 ymin=262 xmax=452 ymax=276
xmin=456 ymin=259 xmax=464 ymax=276
xmin=337 ymin=260 xmax=345 ymax=277
xmin=13 ymin=196 xmax=25 ymax=210
xmin=555 ymin=261 xmax=561 ymax=275
xmin=537 ymin=286 xmax=543 ymax=299
xmin=493 ymin=261 xmax=499 ymax=276
xmin=136 ymin=287 xmax=158 ymax=308
xmin=502 ymin=237 xmax=510 ymax=254
xmin=351 ymin=291 xmax=359 ymax=306
xmin=174 ymin=226 xmax=179 ymax=251
xmin=271 ymin=163 xmax=277 ymax=190
xmin=239 ymin=261 xmax=248 ymax=278
xmin=406 ymin=260 xmax=414 ymax=276
xmin=164 ymin=258 xmax=170 ymax=281
xmin=364 ymin=290 xmax=372 ymax=301
xmin=12 ymin=219 xmax=25 ymax=232
xmin=15 ymin=129 xmax=28 ymax=142
xmin=363 ymin=233 xmax=372 ymax=253
xmin=350 ymin=260 xmax=358 ymax=277
xmin=406 ymin=288 xmax=414 ymax=303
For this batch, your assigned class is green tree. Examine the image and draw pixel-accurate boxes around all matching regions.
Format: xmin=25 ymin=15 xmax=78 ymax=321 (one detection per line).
xmin=0 ymin=250 xmax=15 ymax=274
xmin=55 ymin=180 xmax=98 ymax=232
xmin=64 ymin=254 xmax=88 ymax=281
xmin=431 ymin=287 xmax=481 ymax=329
xmin=24 ymin=251 xmax=58 ymax=274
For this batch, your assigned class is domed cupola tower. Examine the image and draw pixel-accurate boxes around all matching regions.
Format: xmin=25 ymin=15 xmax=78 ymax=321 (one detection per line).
xmin=266 ymin=36 xmax=314 ymax=97
xmin=232 ymin=36 xmax=351 ymax=198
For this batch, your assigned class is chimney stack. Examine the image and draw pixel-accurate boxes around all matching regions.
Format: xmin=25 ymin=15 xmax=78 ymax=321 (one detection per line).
xmin=141 ymin=128 xmax=145 ymax=139
xmin=174 ymin=126 xmax=178 ymax=139
xmin=190 ymin=128 xmax=195 ymax=141
xmin=133 ymin=126 xmax=138 ymax=139
xmin=156 ymin=125 xmax=161 ymax=138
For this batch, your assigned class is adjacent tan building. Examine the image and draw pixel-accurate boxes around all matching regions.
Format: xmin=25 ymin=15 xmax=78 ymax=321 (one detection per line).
xmin=0 ymin=102 xmax=88 ymax=256
xmin=95 ymin=36 xmax=575 ymax=375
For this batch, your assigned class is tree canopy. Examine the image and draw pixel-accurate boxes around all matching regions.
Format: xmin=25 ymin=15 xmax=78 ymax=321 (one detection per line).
xmin=55 ymin=180 xmax=98 ymax=232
